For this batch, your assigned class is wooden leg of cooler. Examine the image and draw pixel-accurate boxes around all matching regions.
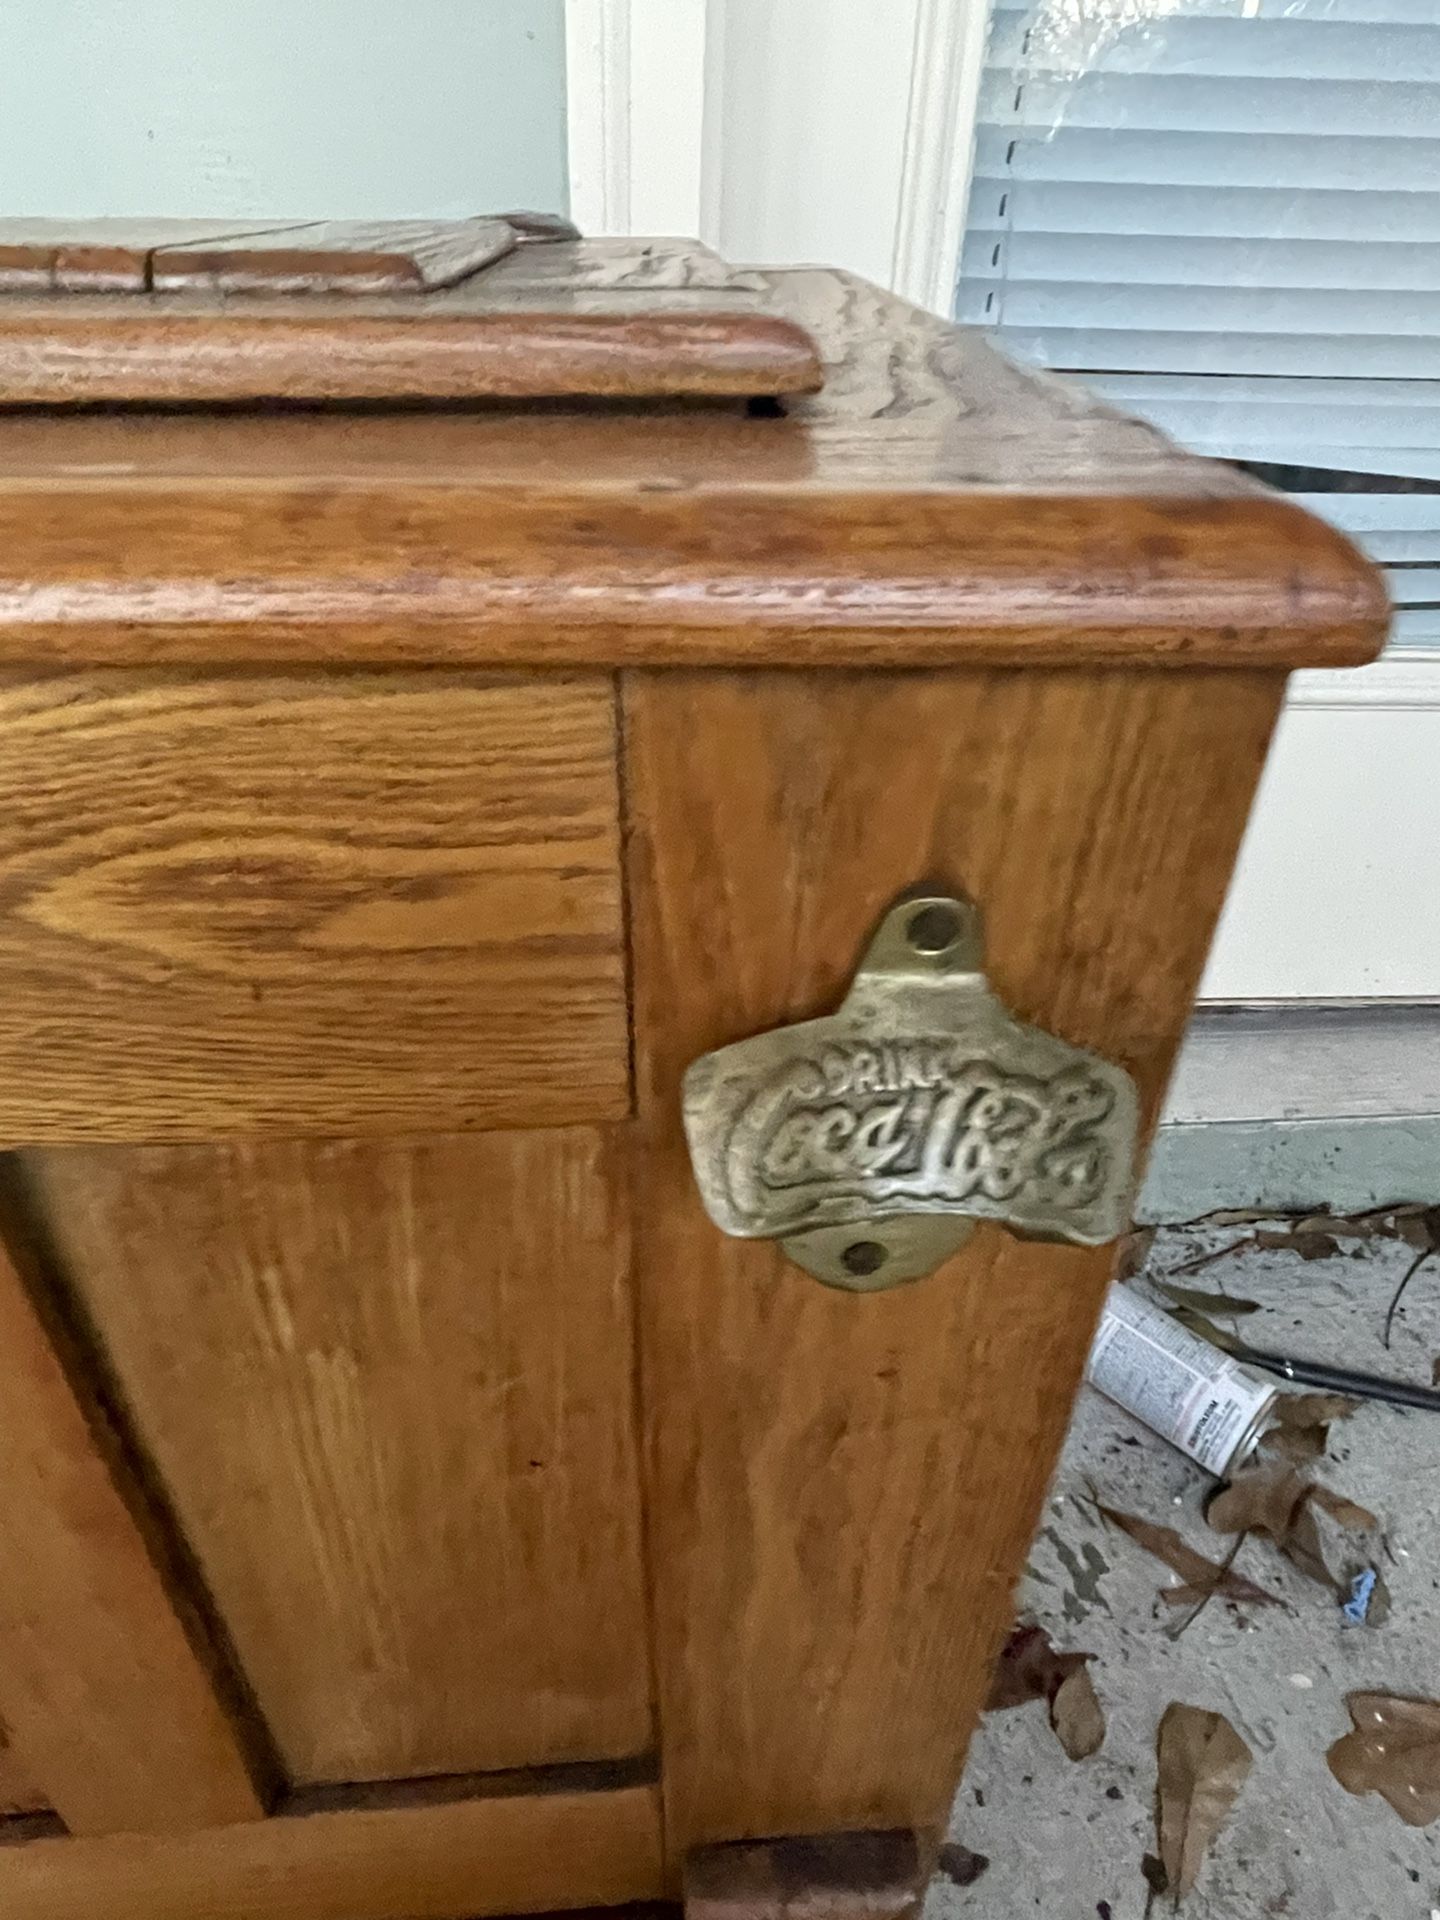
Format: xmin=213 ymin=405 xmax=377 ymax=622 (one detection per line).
xmin=685 ymin=1832 xmax=929 ymax=1920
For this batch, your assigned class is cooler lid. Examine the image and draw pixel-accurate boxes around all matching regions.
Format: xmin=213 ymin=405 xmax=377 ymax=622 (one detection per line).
xmin=0 ymin=216 xmax=823 ymax=405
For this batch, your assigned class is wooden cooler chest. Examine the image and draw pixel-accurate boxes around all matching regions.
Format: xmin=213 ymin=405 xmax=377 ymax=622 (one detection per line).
xmin=0 ymin=220 xmax=1385 ymax=1920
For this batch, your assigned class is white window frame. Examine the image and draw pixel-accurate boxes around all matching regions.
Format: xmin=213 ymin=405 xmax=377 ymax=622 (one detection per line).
xmin=564 ymin=0 xmax=1440 ymax=1010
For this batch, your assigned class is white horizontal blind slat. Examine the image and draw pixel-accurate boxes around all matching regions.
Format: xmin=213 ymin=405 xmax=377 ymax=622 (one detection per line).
xmin=959 ymin=0 xmax=1440 ymax=607
xmin=978 ymin=330 xmax=1440 ymax=378
xmin=960 ymin=233 xmax=1440 ymax=293
xmin=971 ymin=127 xmax=1440 ymax=192
xmin=989 ymin=0 xmax=1440 ymax=25
xmin=985 ymin=18 xmax=1440 ymax=84
xmin=979 ymin=73 xmax=1440 ymax=138
xmin=966 ymin=180 xmax=1440 ymax=244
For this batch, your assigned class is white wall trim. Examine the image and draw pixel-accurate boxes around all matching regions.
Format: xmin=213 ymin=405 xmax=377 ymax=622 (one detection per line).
xmin=565 ymin=0 xmax=716 ymax=239
xmin=890 ymin=0 xmax=993 ymax=313
xmin=565 ymin=0 xmax=632 ymax=233
xmin=1287 ymin=647 xmax=1440 ymax=711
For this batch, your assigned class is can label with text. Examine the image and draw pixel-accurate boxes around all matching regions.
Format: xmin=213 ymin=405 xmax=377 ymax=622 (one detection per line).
xmin=1085 ymin=1284 xmax=1276 ymax=1476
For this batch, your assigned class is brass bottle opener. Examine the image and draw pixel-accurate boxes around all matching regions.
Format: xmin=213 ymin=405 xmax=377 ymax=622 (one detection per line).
xmin=682 ymin=893 xmax=1140 ymax=1291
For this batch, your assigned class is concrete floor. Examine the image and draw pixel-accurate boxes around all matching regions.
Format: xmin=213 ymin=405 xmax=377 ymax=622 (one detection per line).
xmin=926 ymin=1221 xmax=1440 ymax=1919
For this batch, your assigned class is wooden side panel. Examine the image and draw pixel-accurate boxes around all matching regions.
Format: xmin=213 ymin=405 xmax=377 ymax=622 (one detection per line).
xmin=624 ymin=665 xmax=1285 ymax=1854
xmin=0 ymin=1782 xmax=665 ymax=1920
xmin=19 ymin=1128 xmax=652 ymax=1786
xmin=0 ymin=1238 xmax=263 ymax=1835
xmin=0 ymin=671 xmax=627 ymax=1144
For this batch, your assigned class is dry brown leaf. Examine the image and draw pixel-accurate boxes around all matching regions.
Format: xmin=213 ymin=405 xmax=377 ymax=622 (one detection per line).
xmin=935 ymin=1842 xmax=989 ymax=1887
xmin=1051 ymin=1667 xmax=1106 ymax=1760
xmin=986 ymin=1623 xmax=1089 ymax=1711
xmin=1207 ymin=1461 xmax=1309 ymax=1540
xmin=1166 ymin=1305 xmax=1242 ymax=1354
xmin=1096 ymin=1501 xmax=1282 ymax=1606
xmin=1271 ymin=1392 xmax=1360 ymax=1432
xmin=1328 ymin=1694 xmax=1440 ymax=1827
xmin=1156 ymin=1704 xmax=1253 ymax=1899
xmin=1396 ymin=1206 xmax=1440 ymax=1252
xmin=1208 ymin=1464 xmax=1378 ymax=1593
xmin=1152 ymin=1280 xmax=1262 ymax=1317
xmin=1308 ymin=1481 xmax=1378 ymax=1533
xmin=1256 ymin=1226 xmax=1340 ymax=1261
xmin=985 ymin=1625 xmax=1105 ymax=1763
xmin=1259 ymin=1393 xmax=1359 ymax=1464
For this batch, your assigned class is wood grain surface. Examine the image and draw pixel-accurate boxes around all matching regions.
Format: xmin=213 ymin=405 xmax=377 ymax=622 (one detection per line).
xmin=623 ymin=665 xmax=1286 ymax=1856
xmin=0 ymin=269 xmax=1383 ymax=668
xmin=0 ymin=236 xmax=822 ymax=404
xmin=0 ymin=671 xmax=627 ymax=1144
xmin=20 ymin=1128 xmax=651 ymax=1785
xmin=150 ymin=218 xmax=518 ymax=293
xmin=0 ymin=217 xmax=518 ymax=296
xmin=0 ymin=308 xmax=824 ymax=406
xmin=0 ymin=1236 xmax=263 ymax=1834
xmin=0 ymin=1781 xmax=664 ymax=1920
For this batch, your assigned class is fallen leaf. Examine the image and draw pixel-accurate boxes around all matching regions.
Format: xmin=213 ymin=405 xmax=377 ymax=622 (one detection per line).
xmin=1208 ymin=1465 xmax=1379 ymax=1594
xmin=1165 ymin=1305 xmax=1242 ymax=1354
xmin=1094 ymin=1501 xmax=1282 ymax=1606
xmin=1328 ymin=1694 xmax=1440 ymax=1827
xmin=1395 ymin=1205 xmax=1440 ymax=1252
xmin=935 ymin=1841 xmax=989 ymax=1887
xmin=1258 ymin=1393 xmax=1359 ymax=1464
xmin=1207 ymin=1462 xmax=1310 ymax=1540
xmin=1256 ymin=1226 xmax=1339 ymax=1261
xmin=1432 ymin=1356 xmax=1440 ymax=1388
xmin=985 ymin=1625 xmax=1105 ymax=1763
xmin=1271 ymin=1392 xmax=1359 ymax=1431
xmin=1156 ymin=1704 xmax=1252 ymax=1898
xmin=1309 ymin=1482 xmax=1378 ymax=1532
xmin=1140 ymin=1852 xmax=1169 ymax=1898
xmin=1152 ymin=1280 xmax=1261 ymax=1317
xmin=1115 ymin=1226 xmax=1156 ymax=1283
xmin=986 ymin=1623 xmax=1089 ymax=1711
xmin=1051 ymin=1667 xmax=1106 ymax=1760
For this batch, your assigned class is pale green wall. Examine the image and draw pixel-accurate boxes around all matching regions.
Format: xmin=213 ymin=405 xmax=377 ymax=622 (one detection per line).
xmin=0 ymin=0 xmax=568 ymax=218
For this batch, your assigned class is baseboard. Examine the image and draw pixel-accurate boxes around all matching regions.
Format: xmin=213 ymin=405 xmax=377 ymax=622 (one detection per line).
xmin=1137 ymin=1004 xmax=1440 ymax=1222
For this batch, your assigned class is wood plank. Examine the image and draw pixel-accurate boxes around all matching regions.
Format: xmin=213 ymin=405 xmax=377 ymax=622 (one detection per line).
xmin=0 ymin=1236 xmax=263 ymax=1834
xmin=0 ymin=671 xmax=627 ymax=1144
xmin=0 ymin=307 xmax=823 ymax=406
xmin=0 ymin=218 xmax=520 ymax=296
xmin=0 ymin=1782 xmax=664 ymax=1920
xmin=0 ymin=272 xmax=1381 ymax=668
xmin=685 ymin=1831 xmax=927 ymax=1920
xmin=19 ymin=1128 xmax=652 ymax=1785
xmin=623 ymin=664 xmax=1286 ymax=1855
xmin=150 ymin=217 xmax=518 ymax=294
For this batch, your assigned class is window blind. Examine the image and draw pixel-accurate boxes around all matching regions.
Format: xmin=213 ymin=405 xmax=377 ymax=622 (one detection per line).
xmin=956 ymin=0 xmax=1440 ymax=647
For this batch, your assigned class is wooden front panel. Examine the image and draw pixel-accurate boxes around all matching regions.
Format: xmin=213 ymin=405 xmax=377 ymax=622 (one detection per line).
xmin=625 ymin=664 xmax=1286 ymax=1857
xmin=0 ymin=671 xmax=627 ymax=1144
xmin=0 ymin=1234 xmax=263 ymax=1835
xmin=17 ymin=1128 xmax=651 ymax=1786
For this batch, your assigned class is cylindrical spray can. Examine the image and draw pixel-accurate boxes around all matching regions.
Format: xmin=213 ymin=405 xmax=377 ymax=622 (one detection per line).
xmin=1085 ymin=1284 xmax=1277 ymax=1477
